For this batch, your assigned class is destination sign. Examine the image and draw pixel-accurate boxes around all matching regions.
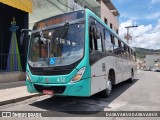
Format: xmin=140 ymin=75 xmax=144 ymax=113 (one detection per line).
xmin=33 ymin=10 xmax=85 ymax=30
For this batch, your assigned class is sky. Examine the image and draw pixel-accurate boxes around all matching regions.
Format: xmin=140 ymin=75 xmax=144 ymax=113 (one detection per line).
xmin=112 ymin=0 xmax=160 ymax=49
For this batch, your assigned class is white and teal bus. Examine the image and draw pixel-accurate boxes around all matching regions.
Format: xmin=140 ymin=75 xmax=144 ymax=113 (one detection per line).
xmin=24 ymin=9 xmax=137 ymax=97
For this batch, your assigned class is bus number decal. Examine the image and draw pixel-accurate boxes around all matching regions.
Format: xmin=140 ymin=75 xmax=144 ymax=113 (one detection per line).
xmin=57 ymin=77 xmax=65 ymax=83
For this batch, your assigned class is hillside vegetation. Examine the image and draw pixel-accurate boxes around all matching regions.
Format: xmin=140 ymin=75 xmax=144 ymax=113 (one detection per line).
xmin=134 ymin=47 xmax=160 ymax=59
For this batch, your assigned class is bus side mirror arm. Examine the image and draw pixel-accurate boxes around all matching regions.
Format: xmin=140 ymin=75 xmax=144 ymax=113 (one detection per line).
xmin=20 ymin=29 xmax=31 ymax=45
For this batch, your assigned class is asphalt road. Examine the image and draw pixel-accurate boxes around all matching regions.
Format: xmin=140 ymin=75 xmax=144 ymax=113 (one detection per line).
xmin=0 ymin=70 xmax=160 ymax=120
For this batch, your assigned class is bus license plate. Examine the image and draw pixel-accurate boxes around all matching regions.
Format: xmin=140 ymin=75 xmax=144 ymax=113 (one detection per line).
xmin=43 ymin=90 xmax=54 ymax=95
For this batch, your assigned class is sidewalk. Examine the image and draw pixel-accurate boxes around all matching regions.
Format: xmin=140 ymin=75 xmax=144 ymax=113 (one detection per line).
xmin=0 ymin=86 xmax=40 ymax=106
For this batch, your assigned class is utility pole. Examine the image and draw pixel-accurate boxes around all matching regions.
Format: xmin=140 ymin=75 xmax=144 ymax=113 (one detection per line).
xmin=124 ymin=25 xmax=138 ymax=44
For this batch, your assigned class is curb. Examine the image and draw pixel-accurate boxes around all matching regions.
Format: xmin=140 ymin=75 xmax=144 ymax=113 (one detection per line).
xmin=0 ymin=94 xmax=41 ymax=106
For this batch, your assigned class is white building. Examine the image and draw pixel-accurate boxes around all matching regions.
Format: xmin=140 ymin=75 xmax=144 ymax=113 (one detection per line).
xmin=29 ymin=0 xmax=120 ymax=33
xmin=146 ymin=55 xmax=160 ymax=69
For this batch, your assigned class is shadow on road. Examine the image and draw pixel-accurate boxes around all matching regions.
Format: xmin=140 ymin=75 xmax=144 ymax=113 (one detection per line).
xmin=30 ymin=79 xmax=139 ymax=115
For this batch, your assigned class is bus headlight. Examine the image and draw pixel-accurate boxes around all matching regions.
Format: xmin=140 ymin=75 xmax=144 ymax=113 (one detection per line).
xmin=26 ymin=72 xmax=32 ymax=82
xmin=71 ymin=67 xmax=86 ymax=83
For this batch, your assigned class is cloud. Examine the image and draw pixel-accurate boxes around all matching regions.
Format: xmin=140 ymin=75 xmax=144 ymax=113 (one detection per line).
xmin=151 ymin=0 xmax=160 ymax=4
xmin=120 ymin=12 xmax=140 ymax=20
xmin=119 ymin=19 xmax=160 ymax=49
xmin=120 ymin=11 xmax=160 ymax=21
xmin=148 ymin=0 xmax=160 ymax=9
xmin=145 ymin=12 xmax=160 ymax=20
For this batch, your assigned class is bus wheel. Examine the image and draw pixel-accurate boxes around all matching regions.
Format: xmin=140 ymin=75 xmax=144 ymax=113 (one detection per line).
xmin=100 ymin=76 xmax=112 ymax=98
xmin=128 ymin=70 xmax=134 ymax=83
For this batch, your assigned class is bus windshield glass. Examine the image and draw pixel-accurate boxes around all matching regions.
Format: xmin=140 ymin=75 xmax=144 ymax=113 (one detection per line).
xmin=28 ymin=23 xmax=84 ymax=67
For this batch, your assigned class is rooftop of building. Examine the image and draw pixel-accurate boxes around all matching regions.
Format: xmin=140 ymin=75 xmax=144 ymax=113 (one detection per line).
xmin=102 ymin=0 xmax=120 ymax=16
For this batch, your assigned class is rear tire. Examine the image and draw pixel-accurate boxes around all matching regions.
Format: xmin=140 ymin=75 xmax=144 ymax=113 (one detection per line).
xmin=100 ymin=76 xmax=112 ymax=98
xmin=128 ymin=70 xmax=134 ymax=83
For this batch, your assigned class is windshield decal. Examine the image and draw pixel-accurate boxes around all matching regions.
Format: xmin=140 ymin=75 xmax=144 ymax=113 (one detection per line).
xmin=50 ymin=58 xmax=56 ymax=65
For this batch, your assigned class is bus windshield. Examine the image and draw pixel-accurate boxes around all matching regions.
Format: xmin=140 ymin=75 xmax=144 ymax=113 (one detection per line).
xmin=28 ymin=23 xmax=84 ymax=67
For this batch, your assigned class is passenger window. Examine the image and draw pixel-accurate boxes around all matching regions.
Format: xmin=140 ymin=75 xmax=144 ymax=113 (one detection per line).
xmin=104 ymin=31 xmax=113 ymax=53
xmin=114 ymin=37 xmax=119 ymax=49
xmin=111 ymin=34 xmax=114 ymax=44
xmin=131 ymin=50 xmax=133 ymax=61
xmin=128 ymin=48 xmax=131 ymax=60
xmin=124 ymin=44 xmax=127 ymax=59
xmin=126 ymin=47 xmax=130 ymax=60
xmin=89 ymin=27 xmax=94 ymax=51
xmin=133 ymin=52 xmax=136 ymax=62
xmin=118 ymin=40 xmax=121 ymax=48
xmin=113 ymin=37 xmax=120 ymax=56
xmin=97 ymin=33 xmax=103 ymax=52
xmin=121 ymin=42 xmax=125 ymax=58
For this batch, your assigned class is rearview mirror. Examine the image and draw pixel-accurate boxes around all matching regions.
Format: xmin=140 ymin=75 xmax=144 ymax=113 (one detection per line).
xmin=20 ymin=33 xmax=25 ymax=45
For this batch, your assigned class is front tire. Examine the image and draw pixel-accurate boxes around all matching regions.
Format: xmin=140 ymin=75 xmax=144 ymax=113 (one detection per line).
xmin=100 ymin=76 xmax=112 ymax=98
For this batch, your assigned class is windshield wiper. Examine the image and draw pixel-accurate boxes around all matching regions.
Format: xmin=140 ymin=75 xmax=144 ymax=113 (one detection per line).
xmin=60 ymin=22 xmax=69 ymax=37
xmin=54 ymin=22 xmax=69 ymax=46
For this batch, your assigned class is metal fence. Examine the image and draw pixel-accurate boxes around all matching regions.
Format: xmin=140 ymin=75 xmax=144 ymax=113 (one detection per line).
xmin=0 ymin=53 xmax=25 ymax=72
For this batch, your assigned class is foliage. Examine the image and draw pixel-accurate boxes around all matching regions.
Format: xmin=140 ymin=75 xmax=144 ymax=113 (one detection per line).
xmin=134 ymin=47 xmax=160 ymax=59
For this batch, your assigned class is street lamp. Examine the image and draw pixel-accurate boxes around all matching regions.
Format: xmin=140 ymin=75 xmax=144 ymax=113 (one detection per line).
xmin=124 ymin=25 xmax=138 ymax=44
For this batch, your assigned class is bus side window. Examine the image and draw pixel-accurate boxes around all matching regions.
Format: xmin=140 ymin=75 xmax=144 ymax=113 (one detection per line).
xmin=131 ymin=50 xmax=133 ymax=61
xmin=121 ymin=42 xmax=124 ymax=58
xmin=89 ymin=25 xmax=97 ymax=52
xmin=118 ymin=40 xmax=121 ymax=48
xmin=127 ymin=47 xmax=130 ymax=60
xmin=97 ymin=33 xmax=103 ymax=52
xmin=128 ymin=48 xmax=131 ymax=60
xmin=124 ymin=44 xmax=127 ymax=59
xmin=118 ymin=40 xmax=123 ymax=58
xmin=111 ymin=34 xmax=115 ymax=45
xmin=104 ymin=30 xmax=113 ymax=53
xmin=89 ymin=26 xmax=94 ymax=51
xmin=113 ymin=37 xmax=119 ymax=56
xmin=133 ymin=52 xmax=136 ymax=62
xmin=126 ymin=46 xmax=129 ymax=60
xmin=132 ymin=50 xmax=134 ymax=61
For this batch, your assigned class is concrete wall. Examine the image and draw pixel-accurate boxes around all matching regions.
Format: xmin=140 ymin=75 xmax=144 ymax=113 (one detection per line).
xmin=0 ymin=72 xmax=25 ymax=83
xmin=99 ymin=0 xmax=119 ymax=33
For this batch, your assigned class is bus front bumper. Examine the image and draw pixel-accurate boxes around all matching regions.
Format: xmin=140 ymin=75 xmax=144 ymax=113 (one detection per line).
xmin=26 ymin=79 xmax=90 ymax=97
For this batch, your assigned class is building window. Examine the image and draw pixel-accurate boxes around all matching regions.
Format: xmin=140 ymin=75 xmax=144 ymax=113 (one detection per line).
xmin=104 ymin=18 xmax=108 ymax=25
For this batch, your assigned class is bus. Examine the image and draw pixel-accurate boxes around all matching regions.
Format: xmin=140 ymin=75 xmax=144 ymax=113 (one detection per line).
xmin=23 ymin=9 xmax=137 ymax=97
